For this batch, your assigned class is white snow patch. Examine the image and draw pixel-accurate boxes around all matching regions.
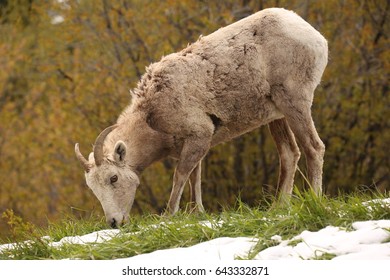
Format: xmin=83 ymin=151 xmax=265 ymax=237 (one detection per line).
xmin=51 ymin=15 xmax=64 ymax=25
xmin=255 ymin=220 xmax=390 ymax=260
xmin=50 ymin=229 xmax=120 ymax=247
xmin=0 ymin=229 xmax=120 ymax=253
xmin=126 ymin=237 xmax=258 ymax=261
xmin=362 ymin=198 xmax=390 ymax=212
xmin=270 ymin=235 xmax=283 ymax=243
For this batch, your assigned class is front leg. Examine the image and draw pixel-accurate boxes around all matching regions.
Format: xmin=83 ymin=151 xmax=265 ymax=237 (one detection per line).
xmin=167 ymin=138 xmax=210 ymax=215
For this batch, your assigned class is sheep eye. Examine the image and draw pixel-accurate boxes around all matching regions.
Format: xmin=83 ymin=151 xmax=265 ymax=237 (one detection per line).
xmin=110 ymin=175 xmax=118 ymax=184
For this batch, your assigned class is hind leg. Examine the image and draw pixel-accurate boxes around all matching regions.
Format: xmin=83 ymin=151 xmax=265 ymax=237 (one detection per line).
xmin=269 ymin=118 xmax=301 ymax=202
xmin=189 ymin=161 xmax=205 ymax=212
xmin=272 ymin=85 xmax=325 ymax=195
xmin=288 ymin=117 xmax=324 ymax=196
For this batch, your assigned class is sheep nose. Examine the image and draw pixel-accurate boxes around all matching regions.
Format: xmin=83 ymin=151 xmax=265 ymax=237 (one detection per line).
xmin=108 ymin=218 xmax=118 ymax=228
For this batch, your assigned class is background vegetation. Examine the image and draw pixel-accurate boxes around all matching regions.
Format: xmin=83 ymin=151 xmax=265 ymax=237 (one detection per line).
xmin=0 ymin=0 xmax=389 ymax=239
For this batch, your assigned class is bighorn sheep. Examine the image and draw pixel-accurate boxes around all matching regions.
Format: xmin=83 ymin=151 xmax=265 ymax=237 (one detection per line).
xmin=75 ymin=8 xmax=328 ymax=228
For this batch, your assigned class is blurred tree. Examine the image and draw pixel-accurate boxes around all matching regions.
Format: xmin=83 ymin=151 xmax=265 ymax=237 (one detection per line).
xmin=0 ymin=0 xmax=37 ymax=26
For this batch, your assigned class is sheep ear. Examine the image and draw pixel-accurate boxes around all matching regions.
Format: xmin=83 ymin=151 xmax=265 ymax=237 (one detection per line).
xmin=113 ymin=141 xmax=127 ymax=162
xmin=88 ymin=153 xmax=95 ymax=163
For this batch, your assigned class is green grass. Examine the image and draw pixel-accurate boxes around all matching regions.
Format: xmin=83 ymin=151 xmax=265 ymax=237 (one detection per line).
xmin=0 ymin=190 xmax=389 ymax=260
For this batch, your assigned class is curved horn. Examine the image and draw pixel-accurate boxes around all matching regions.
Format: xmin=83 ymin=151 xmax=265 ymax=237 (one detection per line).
xmin=75 ymin=143 xmax=91 ymax=172
xmin=93 ymin=124 xmax=119 ymax=166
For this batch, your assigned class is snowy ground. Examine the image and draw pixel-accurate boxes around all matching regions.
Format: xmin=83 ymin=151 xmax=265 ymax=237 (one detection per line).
xmin=2 ymin=220 xmax=389 ymax=260
xmin=1 ymin=199 xmax=389 ymax=260
xmin=1 ymin=201 xmax=389 ymax=280
xmin=124 ymin=219 xmax=390 ymax=260
xmin=3 ymin=219 xmax=388 ymax=260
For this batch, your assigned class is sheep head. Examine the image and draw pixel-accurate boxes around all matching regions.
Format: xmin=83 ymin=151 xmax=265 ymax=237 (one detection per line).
xmin=75 ymin=125 xmax=139 ymax=228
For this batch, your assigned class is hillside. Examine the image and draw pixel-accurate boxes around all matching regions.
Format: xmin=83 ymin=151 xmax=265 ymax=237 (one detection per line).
xmin=1 ymin=193 xmax=389 ymax=260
